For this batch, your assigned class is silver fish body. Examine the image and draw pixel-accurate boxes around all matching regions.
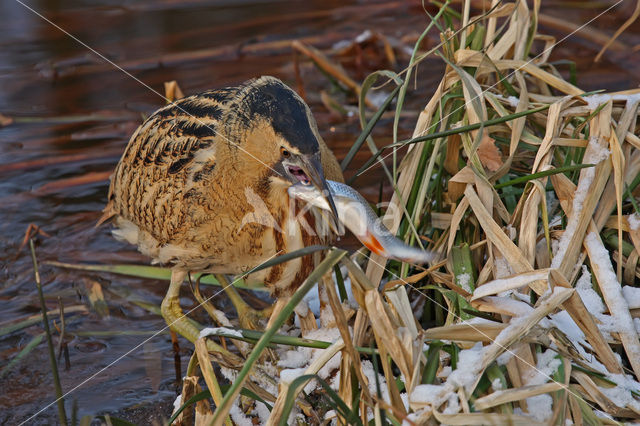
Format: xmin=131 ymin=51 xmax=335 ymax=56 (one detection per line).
xmin=288 ymin=180 xmax=434 ymax=264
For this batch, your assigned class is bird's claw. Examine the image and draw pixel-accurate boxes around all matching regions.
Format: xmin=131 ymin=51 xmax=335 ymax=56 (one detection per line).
xmin=237 ymin=307 xmax=266 ymax=331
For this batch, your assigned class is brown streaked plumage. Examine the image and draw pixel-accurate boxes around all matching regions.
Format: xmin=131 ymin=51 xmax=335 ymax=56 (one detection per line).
xmin=101 ymin=76 xmax=343 ymax=343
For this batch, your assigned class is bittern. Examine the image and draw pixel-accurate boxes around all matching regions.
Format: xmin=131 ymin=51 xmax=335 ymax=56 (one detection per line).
xmin=100 ymin=76 xmax=344 ymax=343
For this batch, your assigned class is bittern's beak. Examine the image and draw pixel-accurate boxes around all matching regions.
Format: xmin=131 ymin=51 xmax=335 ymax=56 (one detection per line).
xmin=285 ymin=152 xmax=342 ymax=234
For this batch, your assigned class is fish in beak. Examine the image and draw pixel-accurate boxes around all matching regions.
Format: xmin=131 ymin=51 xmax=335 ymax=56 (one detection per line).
xmin=284 ymin=152 xmax=343 ymax=234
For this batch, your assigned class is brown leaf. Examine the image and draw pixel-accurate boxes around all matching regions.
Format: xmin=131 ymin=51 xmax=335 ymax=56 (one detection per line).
xmin=444 ymin=134 xmax=462 ymax=175
xmin=477 ymin=135 xmax=503 ymax=171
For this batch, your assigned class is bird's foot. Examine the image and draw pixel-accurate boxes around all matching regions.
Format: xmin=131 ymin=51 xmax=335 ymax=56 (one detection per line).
xmin=216 ymin=274 xmax=269 ymax=330
xmin=163 ymin=270 xmax=241 ymax=358
xmin=236 ymin=306 xmax=267 ymax=331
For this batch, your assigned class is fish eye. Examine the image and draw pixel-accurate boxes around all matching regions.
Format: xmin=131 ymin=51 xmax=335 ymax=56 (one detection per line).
xmin=280 ymin=147 xmax=290 ymax=158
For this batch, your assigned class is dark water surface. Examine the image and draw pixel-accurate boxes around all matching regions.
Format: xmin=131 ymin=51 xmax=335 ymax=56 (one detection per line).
xmin=0 ymin=0 xmax=638 ymax=423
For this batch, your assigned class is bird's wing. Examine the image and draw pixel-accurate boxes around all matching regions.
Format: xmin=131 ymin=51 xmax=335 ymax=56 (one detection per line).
xmin=104 ymin=89 xmax=236 ymax=242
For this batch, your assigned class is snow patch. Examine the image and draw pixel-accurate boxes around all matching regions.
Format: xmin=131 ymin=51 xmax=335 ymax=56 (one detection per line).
xmin=199 ymin=327 xmax=243 ymax=339
xmin=550 ymin=266 xmax=623 ymax=361
xmin=575 ymin=266 xmax=605 ymax=314
xmin=280 ymin=368 xmax=307 ymax=385
xmin=324 ymin=410 xmax=337 ymax=422
xmin=255 ymin=401 xmax=270 ymax=424
xmin=438 ymin=365 xmax=452 ymax=379
xmin=494 ymin=93 xmax=520 ymax=107
xmin=302 ymin=273 xmax=356 ymax=317
xmin=447 ymin=342 xmax=486 ymax=390
xmin=278 ymin=349 xmax=308 ymax=369
xmin=229 ymin=399 xmax=253 ymax=426
xmin=629 ymin=213 xmax=640 ymax=231
xmin=400 ymin=392 xmax=409 ymax=411
xmin=355 ymin=29 xmax=373 ymax=43
xmin=410 ymin=384 xmax=444 ymax=406
xmin=599 ymin=373 xmax=640 ymax=412
xmin=583 ymin=92 xmax=640 ymax=110
xmin=492 ymin=377 xmax=504 ymax=390
xmin=277 ymin=327 xmax=344 ymax=394
xmin=550 ymin=310 xmax=585 ymax=342
xmin=551 ymin=138 xmax=609 ymax=269
xmin=294 ymin=300 xmax=309 ymax=317
xmin=494 ymin=255 xmax=514 ymax=278
xmin=513 ymin=349 xmax=561 ymax=423
xmin=361 ymin=359 xmax=391 ymax=405
xmin=622 ymin=285 xmax=640 ymax=310
xmin=585 ymin=233 xmax=636 ymax=339
xmin=319 ymin=304 xmax=336 ymax=327
xmin=526 ymin=394 xmax=554 ymax=422
xmin=594 ymin=409 xmax=614 ymax=420
xmin=172 ymin=395 xmax=182 ymax=413
xmin=442 ymin=393 xmax=460 ymax=414
xmin=456 ymin=272 xmax=472 ymax=293
xmin=484 ymin=296 xmax=533 ymax=316
xmin=524 ymin=349 xmax=561 ymax=386
xmin=496 ymin=349 xmax=514 ymax=365
xmin=585 ymin=233 xmax=640 ymax=375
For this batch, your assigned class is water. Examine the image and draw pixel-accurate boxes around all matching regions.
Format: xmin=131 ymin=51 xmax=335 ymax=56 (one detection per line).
xmin=0 ymin=0 xmax=638 ymax=423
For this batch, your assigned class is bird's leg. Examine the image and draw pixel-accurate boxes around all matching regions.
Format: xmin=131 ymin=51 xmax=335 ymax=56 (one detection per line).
xmin=162 ymin=269 xmax=230 ymax=354
xmin=162 ymin=269 xmax=206 ymax=343
xmin=162 ymin=269 xmax=274 ymax=377
xmin=215 ymin=274 xmax=267 ymax=330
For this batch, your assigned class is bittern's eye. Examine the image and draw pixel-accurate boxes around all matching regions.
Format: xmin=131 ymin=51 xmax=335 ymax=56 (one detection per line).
xmin=280 ymin=147 xmax=290 ymax=158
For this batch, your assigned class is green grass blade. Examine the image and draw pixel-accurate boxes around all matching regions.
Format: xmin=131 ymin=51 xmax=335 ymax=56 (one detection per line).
xmin=451 ymin=243 xmax=475 ymax=294
xmin=47 ymin=246 xmax=329 ymax=293
xmin=167 ymin=389 xmax=211 ymax=424
xmin=44 ymin=261 xmax=265 ymax=291
xmin=340 ymin=83 xmax=401 ymax=171
xmin=626 ymin=183 xmax=640 ymax=215
xmin=356 ymin=71 xmax=402 ymax=184
xmin=493 ymin=164 xmax=595 ymax=189
xmin=334 ymin=265 xmax=347 ymax=302
xmin=202 ymin=327 xmax=377 ymax=355
xmin=0 ymin=306 xmax=86 ymax=337
xmin=248 ymin=245 xmax=329 ymax=274
xmin=30 ymin=240 xmax=67 ymax=426
xmin=393 ymin=0 xmax=451 ymax=146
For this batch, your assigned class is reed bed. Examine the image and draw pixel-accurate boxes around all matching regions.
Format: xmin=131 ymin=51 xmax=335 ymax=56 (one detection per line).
xmin=25 ymin=1 xmax=637 ymax=424
xmin=165 ymin=1 xmax=640 ymax=424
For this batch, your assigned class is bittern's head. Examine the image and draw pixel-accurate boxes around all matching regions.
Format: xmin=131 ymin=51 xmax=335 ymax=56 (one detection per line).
xmin=230 ymin=76 xmax=340 ymax=224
